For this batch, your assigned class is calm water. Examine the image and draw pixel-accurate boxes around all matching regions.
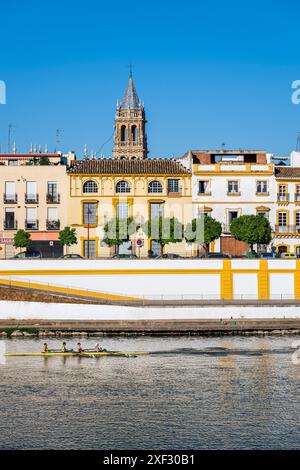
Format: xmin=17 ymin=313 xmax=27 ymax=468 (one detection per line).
xmin=0 ymin=335 xmax=299 ymax=449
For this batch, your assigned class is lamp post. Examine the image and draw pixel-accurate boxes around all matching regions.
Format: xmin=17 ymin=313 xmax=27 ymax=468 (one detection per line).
xmin=87 ymin=206 xmax=92 ymax=259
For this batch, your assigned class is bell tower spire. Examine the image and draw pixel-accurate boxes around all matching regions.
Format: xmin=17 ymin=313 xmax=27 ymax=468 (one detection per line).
xmin=112 ymin=70 xmax=148 ymax=160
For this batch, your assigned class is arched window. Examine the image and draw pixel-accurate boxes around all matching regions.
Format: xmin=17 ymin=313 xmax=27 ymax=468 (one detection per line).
xmin=148 ymin=180 xmax=163 ymax=193
xmin=121 ymin=125 xmax=127 ymax=143
xmin=131 ymin=125 xmax=138 ymax=144
xmin=116 ymin=180 xmax=131 ymax=193
xmin=83 ymin=180 xmax=98 ymax=193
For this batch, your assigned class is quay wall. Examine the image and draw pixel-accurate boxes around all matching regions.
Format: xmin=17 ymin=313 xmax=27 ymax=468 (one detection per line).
xmin=0 ymin=258 xmax=300 ymax=301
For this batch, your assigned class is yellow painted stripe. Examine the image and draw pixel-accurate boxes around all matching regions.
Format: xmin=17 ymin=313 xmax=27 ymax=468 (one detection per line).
xmin=0 ymin=278 xmax=140 ymax=302
xmin=220 ymin=260 xmax=233 ymax=300
xmin=295 ymin=260 xmax=300 ymax=300
xmin=257 ymin=260 xmax=269 ymax=300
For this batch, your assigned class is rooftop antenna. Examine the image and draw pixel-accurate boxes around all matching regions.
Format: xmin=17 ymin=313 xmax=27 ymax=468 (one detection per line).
xmin=8 ymin=123 xmax=14 ymax=153
xmin=84 ymin=144 xmax=88 ymax=160
xmin=55 ymin=128 xmax=62 ymax=152
xmin=296 ymin=132 xmax=300 ymax=151
xmin=221 ymin=142 xmax=226 ymax=151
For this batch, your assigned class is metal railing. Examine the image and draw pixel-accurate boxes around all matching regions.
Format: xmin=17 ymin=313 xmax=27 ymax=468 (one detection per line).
xmin=277 ymin=194 xmax=290 ymax=202
xmin=46 ymin=193 xmax=60 ymax=204
xmin=3 ymin=194 xmax=17 ymax=203
xmin=25 ymin=219 xmax=39 ymax=230
xmin=275 ymin=225 xmax=300 ymax=234
xmin=3 ymin=220 xmax=18 ymax=230
xmin=25 ymin=193 xmax=39 ymax=204
xmin=46 ymin=219 xmax=60 ymax=230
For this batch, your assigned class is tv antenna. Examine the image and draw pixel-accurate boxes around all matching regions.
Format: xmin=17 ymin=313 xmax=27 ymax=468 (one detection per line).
xmin=296 ymin=132 xmax=300 ymax=151
xmin=55 ymin=128 xmax=62 ymax=152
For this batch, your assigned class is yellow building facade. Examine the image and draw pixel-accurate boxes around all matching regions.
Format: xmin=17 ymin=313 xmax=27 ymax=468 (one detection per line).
xmin=67 ymin=159 xmax=192 ymax=258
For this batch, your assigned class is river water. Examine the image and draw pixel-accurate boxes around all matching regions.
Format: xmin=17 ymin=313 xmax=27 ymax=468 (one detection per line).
xmin=0 ymin=335 xmax=299 ymax=449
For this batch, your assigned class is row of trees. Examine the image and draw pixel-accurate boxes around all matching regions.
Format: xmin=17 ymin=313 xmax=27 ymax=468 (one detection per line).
xmin=12 ymin=214 xmax=272 ymax=254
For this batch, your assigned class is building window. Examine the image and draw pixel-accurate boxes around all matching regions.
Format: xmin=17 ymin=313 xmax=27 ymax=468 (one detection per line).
xmin=47 ymin=182 xmax=59 ymax=203
xmin=117 ymin=203 xmax=129 ymax=219
xmin=257 ymin=211 xmax=269 ymax=220
xmin=4 ymin=182 xmax=16 ymax=203
xmin=83 ymin=240 xmax=96 ymax=258
xmin=296 ymin=185 xmax=300 ymax=202
xmin=83 ymin=202 xmax=97 ymax=225
xmin=198 ymin=181 xmax=210 ymax=194
xmin=148 ymin=180 xmax=163 ymax=193
xmin=150 ymin=203 xmax=163 ymax=219
xmin=26 ymin=181 xmax=38 ymax=203
xmin=83 ymin=180 xmax=98 ymax=194
xmin=116 ymin=180 xmax=130 ymax=193
xmin=167 ymin=179 xmax=180 ymax=193
xmin=8 ymin=160 xmax=17 ymax=166
xmin=121 ymin=125 xmax=127 ymax=143
xmin=278 ymin=212 xmax=287 ymax=232
xmin=296 ymin=212 xmax=300 ymax=232
xmin=26 ymin=207 xmax=38 ymax=230
xmin=256 ymin=181 xmax=268 ymax=194
xmin=278 ymin=185 xmax=288 ymax=202
xmin=4 ymin=208 xmax=16 ymax=229
xmin=228 ymin=181 xmax=239 ymax=194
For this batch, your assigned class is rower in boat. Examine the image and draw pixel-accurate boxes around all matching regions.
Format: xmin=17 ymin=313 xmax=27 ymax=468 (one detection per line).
xmin=61 ymin=342 xmax=68 ymax=353
xmin=42 ymin=343 xmax=48 ymax=353
xmin=77 ymin=342 xmax=84 ymax=353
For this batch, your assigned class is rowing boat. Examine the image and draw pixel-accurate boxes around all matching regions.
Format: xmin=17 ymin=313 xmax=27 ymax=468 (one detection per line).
xmin=2 ymin=351 xmax=150 ymax=358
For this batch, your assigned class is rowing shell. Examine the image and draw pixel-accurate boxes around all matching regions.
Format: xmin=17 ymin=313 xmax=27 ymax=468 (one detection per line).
xmin=2 ymin=351 xmax=150 ymax=358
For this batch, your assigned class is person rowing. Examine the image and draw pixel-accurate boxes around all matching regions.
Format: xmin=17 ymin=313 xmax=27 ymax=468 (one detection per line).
xmin=61 ymin=342 xmax=68 ymax=353
xmin=77 ymin=342 xmax=84 ymax=353
xmin=42 ymin=343 xmax=48 ymax=353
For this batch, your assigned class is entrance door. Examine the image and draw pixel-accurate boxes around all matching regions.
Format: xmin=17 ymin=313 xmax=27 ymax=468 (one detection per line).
xmin=5 ymin=209 xmax=15 ymax=229
xmin=296 ymin=246 xmax=300 ymax=258
xmin=278 ymin=245 xmax=288 ymax=255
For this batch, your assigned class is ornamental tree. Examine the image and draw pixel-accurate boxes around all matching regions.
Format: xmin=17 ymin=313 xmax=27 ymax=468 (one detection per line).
xmin=230 ymin=215 xmax=272 ymax=253
xmin=59 ymin=226 xmax=78 ymax=253
xmin=13 ymin=229 xmax=31 ymax=252
xmin=143 ymin=216 xmax=184 ymax=251
xmin=185 ymin=216 xmax=222 ymax=255
xmin=103 ymin=217 xmax=139 ymax=253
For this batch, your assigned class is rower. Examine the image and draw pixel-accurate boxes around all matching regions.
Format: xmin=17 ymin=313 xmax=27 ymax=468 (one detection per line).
xmin=42 ymin=343 xmax=48 ymax=353
xmin=77 ymin=342 xmax=84 ymax=353
xmin=61 ymin=342 xmax=67 ymax=353
xmin=95 ymin=343 xmax=101 ymax=352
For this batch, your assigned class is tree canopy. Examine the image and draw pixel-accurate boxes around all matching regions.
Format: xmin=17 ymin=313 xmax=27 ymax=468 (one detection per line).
xmin=59 ymin=226 xmax=78 ymax=247
xmin=185 ymin=216 xmax=222 ymax=249
xmin=143 ymin=216 xmax=184 ymax=248
xmin=103 ymin=217 xmax=139 ymax=248
xmin=13 ymin=229 xmax=31 ymax=250
xmin=230 ymin=215 xmax=272 ymax=251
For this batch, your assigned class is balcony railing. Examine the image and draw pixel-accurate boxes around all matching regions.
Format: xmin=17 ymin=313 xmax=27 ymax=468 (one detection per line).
xmin=275 ymin=225 xmax=300 ymax=234
xmin=227 ymin=191 xmax=241 ymax=196
xmin=4 ymin=220 xmax=18 ymax=230
xmin=198 ymin=191 xmax=212 ymax=196
xmin=277 ymin=194 xmax=290 ymax=202
xmin=46 ymin=193 xmax=60 ymax=204
xmin=25 ymin=219 xmax=39 ymax=230
xmin=167 ymin=187 xmax=182 ymax=195
xmin=3 ymin=193 xmax=18 ymax=203
xmin=46 ymin=219 xmax=60 ymax=230
xmin=25 ymin=193 xmax=39 ymax=204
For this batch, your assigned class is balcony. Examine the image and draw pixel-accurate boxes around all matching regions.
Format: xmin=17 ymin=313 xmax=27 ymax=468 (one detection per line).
xmin=198 ymin=191 xmax=212 ymax=196
xmin=256 ymin=192 xmax=269 ymax=196
xmin=25 ymin=193 xmax=39 ymax=204
xmin=227 ymin=191 xmax=241 ymax=196
xmin=275 ymin=225 xmax=300 ymax=234
xmin=46 ymin=219 xmax=60 ymax=230
xmin=3 ymin=193 xmax=17 ymax=203
xmin=25 ymin=219 xmax=39 ymax=230
xmin=4 ymin=220 xmax=18 ymax=230
xmin=277 ymin=194 xmax=290 ymax=202
xmin=46 ymin=193 xmax=60 ymax=204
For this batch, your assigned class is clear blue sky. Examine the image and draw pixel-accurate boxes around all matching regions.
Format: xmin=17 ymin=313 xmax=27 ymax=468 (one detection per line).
xmin=0 ymin=0 xmax=300 ymax=158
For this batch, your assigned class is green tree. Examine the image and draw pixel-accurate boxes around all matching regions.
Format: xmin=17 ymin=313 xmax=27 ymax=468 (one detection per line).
xmin=59 ymin=226 xmax=78 ymax=253
xmin=185 ymin=216 xmax=222 ymax=255
xmin=13 ymin=229 xmax=31 ymax=252
xmin=39 ymin=155 xmax=50 ymax=165
xmin=143 ymin=216 xmax=183 ymax=251
xmin=230 ymin=215 xmax=272 ymax=253
xmin=103 ymin=217 xmax=139 ymax=253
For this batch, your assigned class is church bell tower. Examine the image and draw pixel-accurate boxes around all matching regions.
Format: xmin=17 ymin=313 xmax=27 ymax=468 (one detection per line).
xmin=112 ymin=70 xmax=148 ymax=159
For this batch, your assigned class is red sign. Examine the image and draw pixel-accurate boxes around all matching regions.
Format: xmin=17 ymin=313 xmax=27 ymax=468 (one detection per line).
xmin=0 ymin=238 xmax=13 ymax=244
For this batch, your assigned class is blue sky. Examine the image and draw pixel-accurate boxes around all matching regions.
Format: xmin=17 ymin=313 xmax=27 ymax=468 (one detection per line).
xmin=0 ymin=0 xmax=300 ymax=158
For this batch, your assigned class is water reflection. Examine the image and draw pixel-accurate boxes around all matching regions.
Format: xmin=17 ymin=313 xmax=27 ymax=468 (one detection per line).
xmin=0 ymin=335 xmax=299 ymax=449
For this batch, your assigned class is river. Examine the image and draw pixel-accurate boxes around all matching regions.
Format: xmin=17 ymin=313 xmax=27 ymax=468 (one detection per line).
xmin=0 ymin=335 xmax=299 ymax=449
